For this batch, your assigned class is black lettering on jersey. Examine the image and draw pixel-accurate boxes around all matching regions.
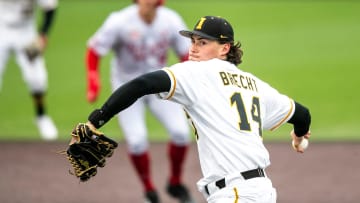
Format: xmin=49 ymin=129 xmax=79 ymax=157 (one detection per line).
xmin=252 ymin=78 xmax=258 ymax=92
xmin=239 ymin=75 xmax=247 ymax=90
xmin=244 ymin=77 xmax=258 ymax=92
xmin=232 ymin=74 xmax=239 ymax=86
xmin=227 ymin=72 xmax=236 ymax=85
xmin=246 ymin=77 xmax=254 ymax=91
xmin=219 ymin=71 xmax=258 ymax=92
xmin=219 ymin=72 xmax=229 ymax=85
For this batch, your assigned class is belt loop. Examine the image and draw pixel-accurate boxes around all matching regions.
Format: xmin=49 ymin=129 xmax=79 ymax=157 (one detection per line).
xmin=205 ymin=185 xmax=210 ymax=195
xmin=258 ymin=168 xmax=264 ymax=177
xmin=215 ymin=178 xmax=225 ymax=189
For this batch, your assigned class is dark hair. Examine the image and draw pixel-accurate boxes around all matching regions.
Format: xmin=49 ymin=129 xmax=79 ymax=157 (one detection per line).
xmin=225 ymin=41 xmax=243 ymax=66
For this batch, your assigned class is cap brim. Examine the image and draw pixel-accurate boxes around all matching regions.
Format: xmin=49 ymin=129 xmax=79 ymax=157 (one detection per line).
xmin=179 ymin=30 xmax=218 ymax=40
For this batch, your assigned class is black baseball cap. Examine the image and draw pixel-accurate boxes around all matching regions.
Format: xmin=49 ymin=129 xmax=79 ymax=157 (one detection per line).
xmin=180 ymin=16 xmax=234 ymax=43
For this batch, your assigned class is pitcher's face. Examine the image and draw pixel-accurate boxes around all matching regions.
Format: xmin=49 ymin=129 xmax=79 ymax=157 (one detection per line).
xmin=188 ymin=35 xmax=230 ymax=62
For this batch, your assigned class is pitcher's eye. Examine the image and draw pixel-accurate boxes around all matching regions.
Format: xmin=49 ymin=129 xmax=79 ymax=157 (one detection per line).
xmin=200 ymin=41 xmax=207 ymax=46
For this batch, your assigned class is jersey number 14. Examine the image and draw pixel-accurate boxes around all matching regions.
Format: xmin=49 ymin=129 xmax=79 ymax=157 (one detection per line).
xmin=231 ymin=92 xmax=262 ymax=136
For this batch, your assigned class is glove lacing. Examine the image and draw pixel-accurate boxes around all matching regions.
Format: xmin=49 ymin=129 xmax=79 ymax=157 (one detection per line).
xmin=58 ymin=150 xmax=96 ymax=178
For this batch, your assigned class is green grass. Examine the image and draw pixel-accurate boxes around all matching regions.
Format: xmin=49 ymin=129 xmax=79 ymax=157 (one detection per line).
xmin=1 ymin=0 xmax=359 ymax=142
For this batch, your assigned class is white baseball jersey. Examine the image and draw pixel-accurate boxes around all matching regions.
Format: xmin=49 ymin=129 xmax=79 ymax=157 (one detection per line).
xmin=0 ymin=0 xmax=57 ymax=92
xmin=88 ymin=4 xmax=190 ymax=84
xmin=0 ymin=0 xmax=57 ymax=27
xmin=160 ymin=58 xmax=295 ymax=189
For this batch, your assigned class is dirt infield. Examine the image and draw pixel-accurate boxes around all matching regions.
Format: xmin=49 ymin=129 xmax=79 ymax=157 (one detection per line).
xmin=0 ymin=142 xmax=359 ymax=203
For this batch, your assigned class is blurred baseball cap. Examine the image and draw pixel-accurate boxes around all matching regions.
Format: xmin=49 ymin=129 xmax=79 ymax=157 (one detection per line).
xmin=180 ymin=16 xmax=234 ymax=43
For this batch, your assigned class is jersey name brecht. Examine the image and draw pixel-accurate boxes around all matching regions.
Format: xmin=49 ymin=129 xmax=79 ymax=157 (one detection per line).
xmin=219 ymin=71 xmax=258 ymax=92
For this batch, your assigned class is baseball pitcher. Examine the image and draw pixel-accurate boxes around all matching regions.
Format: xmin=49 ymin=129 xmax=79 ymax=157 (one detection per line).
xmin=66 ymin=15 xmax=312 ymax=203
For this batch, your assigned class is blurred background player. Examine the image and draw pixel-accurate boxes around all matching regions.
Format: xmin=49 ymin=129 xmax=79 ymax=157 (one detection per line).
xmin=85 ymin=0 xmax=194 ymax=202
xmin=0 ymin=0 xmax=58 ymax=140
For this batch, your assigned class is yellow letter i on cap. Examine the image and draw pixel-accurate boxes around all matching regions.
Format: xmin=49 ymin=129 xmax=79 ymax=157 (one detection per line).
xmin=196 ymin=17 xmax=206 ymax=30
